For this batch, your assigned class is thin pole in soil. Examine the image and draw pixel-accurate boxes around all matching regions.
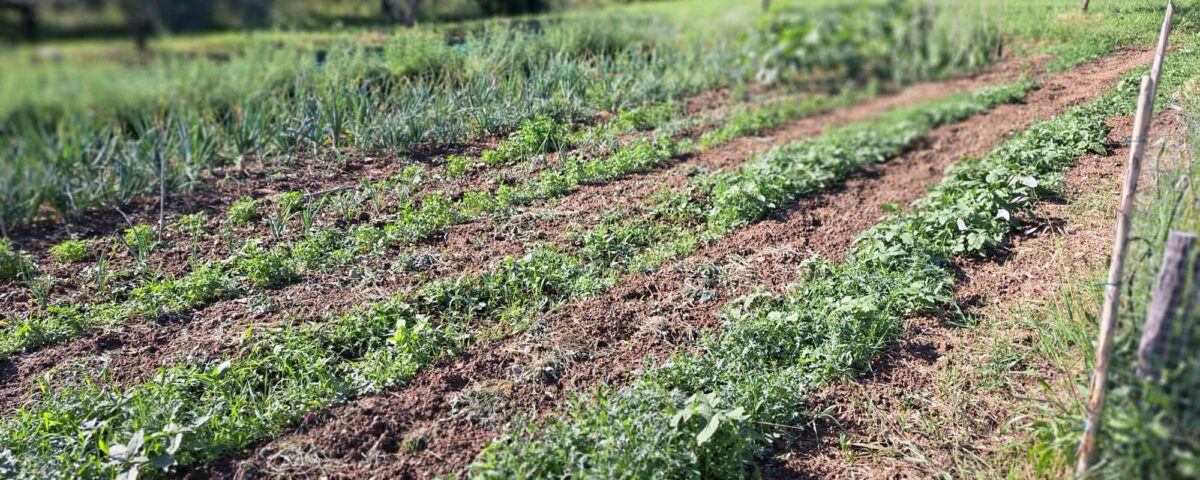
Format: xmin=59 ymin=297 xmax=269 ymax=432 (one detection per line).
xmin=157 ymin=145 xmax=166 ymax=232
xmin=1076 ymin=73 xmax=1156 ymax=478
xmin=1138 ymin=231 xmax=1196 ymax=381
xmin=1149 ymin=1 xmax=1175 ymax=91
xmin=1076 ymin=3 xmax=1174 ymax=474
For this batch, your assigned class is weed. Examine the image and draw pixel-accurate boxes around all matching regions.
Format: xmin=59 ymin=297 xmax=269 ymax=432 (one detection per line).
xmin=177 ymin=212 xmax=208 ymax=238
xmin=122 ymin=225 xmax=160 ymax=262
xmin=0 ymin=239 xmax=31 ymax=279
xmin=232 ymin=242 xmax=297 ymax=289
xmin=49 ymin=239 xmax=92 ymax=264
xmin=227 ymin=197 xmax=262 ymax=225
xmin=277 ymin=192 xmax=306 ymax=217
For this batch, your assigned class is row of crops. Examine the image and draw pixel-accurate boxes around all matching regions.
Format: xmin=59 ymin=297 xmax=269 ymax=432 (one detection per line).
xmin=472 ymin=54 xmax=1200 ymax=477
xmin=0 ymin=0 xmax=1193 ymax=478
xmin=0 ymin=74 xmax=1039 ymax=477
xmin=0 ymin=0 xmax=1004 ymax=230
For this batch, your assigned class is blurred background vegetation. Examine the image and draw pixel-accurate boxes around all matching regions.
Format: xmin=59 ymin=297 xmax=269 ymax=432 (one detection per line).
xmin=0 ymin=0 xmax=646 ymax=43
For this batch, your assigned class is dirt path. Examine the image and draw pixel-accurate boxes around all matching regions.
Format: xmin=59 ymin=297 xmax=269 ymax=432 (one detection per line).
xmin=185 ymin=48 xmax=1157 ymax=479
xmin=759 ymin=112 xmax=1186 ymax=478
xmin=0 ymin=53 xmax=1045 ymax=415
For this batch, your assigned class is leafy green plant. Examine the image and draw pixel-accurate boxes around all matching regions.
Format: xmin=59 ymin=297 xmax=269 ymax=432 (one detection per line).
xmin=482 ymin=116 xmax=571 ymax=165
xmin=48 ymin=239 xmax=92 ymax=264
xmin=128 ymin=264 xmax=231 ymax=317
xmin=468 ymin=61 xmax=1184 ymax=478
xmin=177 ymin=212 xmax=208 ymax=237
xmin=232 ymin=242 xmax=297 ymax=288
xmin=122 ymin=225 xmax=160 ymax=262
xmin=276 ymin=191 xmax=306 ymax=217
xmin=227 ymin=196 xmax=262 ymax=225
xmin=292 ymin=227 xmax=350 ymax=271
xmin=0 ymin=238 xmax=31 ymax=280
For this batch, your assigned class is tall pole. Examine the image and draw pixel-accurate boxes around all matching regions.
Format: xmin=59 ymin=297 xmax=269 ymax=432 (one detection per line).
xmin=1075 ymin=74 xmax=1156 ymax=477
xmin=1074 ymin=4 xmax=1174 ymax=473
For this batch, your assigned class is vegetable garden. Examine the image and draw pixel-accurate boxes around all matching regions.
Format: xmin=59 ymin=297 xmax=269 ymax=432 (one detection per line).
xmin=1 ymin=0 xmax=1198 ymax=478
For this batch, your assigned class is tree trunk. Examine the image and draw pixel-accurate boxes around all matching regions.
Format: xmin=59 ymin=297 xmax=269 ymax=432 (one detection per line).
xmin=403 ymin=0 xmax=417 ymax=27
xmin=129 ymin=13 xmax=151 ymax=51
xmin=381 ymin=0 xmax=400 ymax=22
xmin=0 ymin=0 xmax=37 ymax=40
xmin=1081 ymin=0 xmax=1090 ymax=12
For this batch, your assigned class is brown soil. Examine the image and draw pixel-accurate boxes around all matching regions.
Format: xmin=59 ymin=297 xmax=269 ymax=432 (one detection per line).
xmin=758 ymin=111 xmax=1187 ymax=478
xmin=183 ymin=48 xmax=1156 ymax=479
xmin=0 ymin=51 xmax=1048 ymax=415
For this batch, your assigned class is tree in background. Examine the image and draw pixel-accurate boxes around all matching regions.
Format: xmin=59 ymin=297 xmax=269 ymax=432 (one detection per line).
xmin=0 ymin=0 xmax=38 ymax=40
xmin=382 ymin=0 xmax=419 ymax=26
xmin=475 ymin=0 xmax=547 ymax=16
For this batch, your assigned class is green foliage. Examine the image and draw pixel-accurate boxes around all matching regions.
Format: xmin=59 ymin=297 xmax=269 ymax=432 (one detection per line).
xmin=227 ymin=196 xmax=261 ymax=225
xmin=705 ymin=80 xmax=1035 ymax=232
xmin=483 ymin=116 xmax=571 ymax=165
xmin=445 ymin=154 xmax=475 ymax=177
xmin=48 ymin=239 xmax=92 ymax=264
xmin=128 ymin=264 xmax=231 ymax=317
xmin=750 ymin=0 xmax=1002 ymax=89
xmin=291 ymin=227 xmax=350 ymax=271
xmin=232 ymin=242 xmax=297 ymax=288
xmin=469 ymin=76 xmax=1147 ymax=478
xmin=176 ymin=212 xmax=208 ymax=237
xmin=699 ymin=90 xmax=868 ymax=149
xmin=609 ymin=103 xmax=674 ymax=133
xmin=350 ymin=224 xmax=387 ymax=254
xmin=0 ymin=239 xmax=30 ymax=280
xmin=0 ymin=306 xmax=87 ymax=359
xmin=0 ymin=12 xmax=744 ymax=228
xmin=122 ymin=225 xmax=160 ymax=261
xmin=276 ymin=191 xmax=306 ymax=217
xmin=384 ymin=33 xmax=465 ymax=78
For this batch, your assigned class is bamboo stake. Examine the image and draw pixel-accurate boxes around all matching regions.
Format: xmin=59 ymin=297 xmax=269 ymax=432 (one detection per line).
xmin=1149 ymin=1 xmax=1175 ymax=90
xmin=1075 ymin=4 xmax=1175 ymax=473
xmin=1075 ymin=74 xmax=1156 ymax=477
xmin=1138 ymin=231 xmax=1196 ymax=380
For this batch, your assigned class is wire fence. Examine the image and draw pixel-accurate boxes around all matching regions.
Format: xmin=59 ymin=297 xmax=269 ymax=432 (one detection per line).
xmin=1087 ymin=92 xmax=1200 ymax=478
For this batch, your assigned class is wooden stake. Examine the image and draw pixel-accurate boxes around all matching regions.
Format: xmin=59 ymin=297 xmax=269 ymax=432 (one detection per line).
xmin=1074 ymin=4 xmax=1175 ymax=473
xmin=1081 ymin=0 xmax=1090 ymax=13
xmin=1138 ymin=231 xmax=1196 ymax=380
xmin=157 ymin=145 xmax=166 ymax=232
xmin=1075 ymin=74 xmax=1156 ymax=477
xmin=1149 ymin=1 xmax=1175 ymax=90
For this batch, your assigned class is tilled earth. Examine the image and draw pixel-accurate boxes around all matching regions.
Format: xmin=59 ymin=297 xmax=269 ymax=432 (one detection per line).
xmin=0 ymin=46 xmax=1161 ymax=480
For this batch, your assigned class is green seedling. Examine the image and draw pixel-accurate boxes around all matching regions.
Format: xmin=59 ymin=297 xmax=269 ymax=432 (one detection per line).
xmin=49 ymin=239 xmax=92 ymax=264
